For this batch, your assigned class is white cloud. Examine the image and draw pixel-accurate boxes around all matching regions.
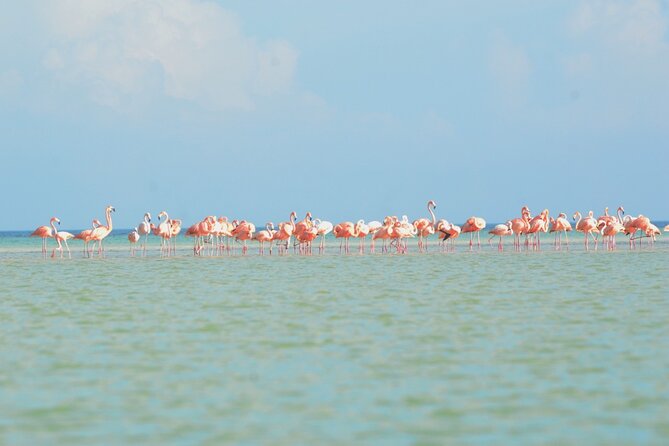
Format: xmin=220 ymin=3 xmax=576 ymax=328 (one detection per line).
xmin=569 ymin=0 xmax=668 ymax=54
xmin=40 ymin=0 xmax=298 ymax=110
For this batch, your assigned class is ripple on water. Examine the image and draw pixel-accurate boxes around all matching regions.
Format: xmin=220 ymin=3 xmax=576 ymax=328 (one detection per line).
xmin=0 ymin=241 xmax=668 ymax=444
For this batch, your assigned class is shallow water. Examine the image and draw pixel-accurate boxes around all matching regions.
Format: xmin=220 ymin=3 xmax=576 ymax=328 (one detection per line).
xmin=1 ymin=231 xmax=669 ymax=445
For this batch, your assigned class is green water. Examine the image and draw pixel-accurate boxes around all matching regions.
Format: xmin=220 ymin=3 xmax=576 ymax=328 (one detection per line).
xmin=1 ymin=233 xmax=669 ymax=445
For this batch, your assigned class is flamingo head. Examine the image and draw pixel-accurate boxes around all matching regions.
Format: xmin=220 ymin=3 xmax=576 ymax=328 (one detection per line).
xmin=618 ymin=206 xmax=625 ymax=214
xmin=145 ymin=212 xmax=152 ymax=221
xmin=428 ymin=200 xmax=436 ymax=208
xmin=93 ymin=219 xmax=102 ymax=228
xmin=158 ymin=211 xmax=167 ymax=220
xmin=306 ymin=212 xmax=312 ymax=220
xmin=573 ymin=212 xmax=580 ymax=221
xmin=50 ymin=217 xmax=60 ymax=225
xmin=107 ymin=205 xmax=115 ymax=213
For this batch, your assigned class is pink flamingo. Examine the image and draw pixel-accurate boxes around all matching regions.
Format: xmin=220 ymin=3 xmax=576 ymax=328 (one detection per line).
xmin=137 ymin=213 xmax=151 ymax=255
xmin=371 ymin=216 xmax=394 ymax=253
xmin=74 ymin=219 xmax=103 ymax=257
xmin=156 ymin=211 xmax=172 ymax=256
xmin=509 ymin=207 xmax=531 ymax=250
xmin=89 ymin=206 xmax=115 ymax=256
xmin=436 ymin=219 xmax=460 ymax=252
xmin=354 ymin=219 xmax=370 ymax=254
xmin=293 ymin=212 xmax=313 ymax=251
xmin=549 ymin=213 xmax=572 ymax=249
xmin=461 ymin=216 xmax=486 ymax=249
xmin=488 ymin=221 xmax=513 ymax=251
xmin=232 ymin=220 xmax=255 ymax=255
xmin=128 ymin=228 xmax=140 ymax=256
xmin=392 ymin=217 xmax=416 ymax=253
xmin=601 ymin=220 xmax=625 ymax=250
xmin=296 ymin=223 xmax=318 ymax=255
xmin=413 ymin=200 xmax=437 ymax=252
xmin=169 ymin=219 xmax=182 ymax=255
xmin=333 ymin=221 xmax=356 ymax=254
xmin=573 ymin=211 xmax=599 ymax=250
xmin=273 ymin=211 xmax=297 ymax=255
xmin=254 ymin=222 xmax=276 ymax=255
xmin=527 ymin=209 xmax=549 ymax=250
xmin=31 ymin=218 xmax=56 ymax=257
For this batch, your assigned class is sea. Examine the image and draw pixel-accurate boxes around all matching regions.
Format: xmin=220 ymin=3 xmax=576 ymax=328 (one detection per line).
xmin=1 ymin=227 xmax=668 ymax=445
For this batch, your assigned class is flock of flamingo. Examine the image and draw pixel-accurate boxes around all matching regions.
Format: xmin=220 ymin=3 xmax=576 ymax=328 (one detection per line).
xmin=30 ymin=202 xmax=667 ymax=258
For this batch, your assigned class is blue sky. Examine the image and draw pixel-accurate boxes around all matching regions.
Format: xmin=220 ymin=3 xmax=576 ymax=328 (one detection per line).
xmin=1 ymin=0 xmax=668 ymax=230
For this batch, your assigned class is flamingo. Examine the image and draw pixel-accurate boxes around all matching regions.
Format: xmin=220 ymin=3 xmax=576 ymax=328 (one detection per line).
xmin=436 ymin=219 xmax=461 ymax=252
xmin=573 ymin=211 xmax=599 ymax=250
xmin=664 ymin=225 xmax=669 ymax=232
xmin=53 ymin=222 xmax=75 ymax=259
xmin=74 ymin=219 xmax=103 ymax=257
xmin=333 ymin=221 xmax=356 ymax=254
xmin=392 ymin=217 xmax=416 ymax=253
xmin=232 ymin=220 xmax=255 ymax=255
xmin=169 ymin=219 xmax=182 ymax=255
xmin=549 ymin=213 xmax=572 ymax=249
xmin=293 ymin=212 xmax=314 ymax=251
xmin=488 ymin=221 xmax=513 ymax=251
xmin=461 ymin=216 xmax=486 ymax=250
xmin=137 ymin=213 xmax=151 ymax=255
xmin=527 ymin=209 xmax=549 ymax=250
xmin=128 ymin=228 xmax=140 ymax=256
xmin=624 ymin=214 xmax=652 ymax=248
xmin=413 ymin=200 xmax=437 ymax=252
xmin=31 ymin=218 xmax=55 ymax=257
xmin=371 ymin=216 xmax=394 ymax=253
xmin=46 ymin=217 xmax=72 ymax=259
xmin=295 ymin=223 xmax=318 ymax=255
xmin=509 ymin=207 xmax=531 ymax=250
xmin=313 ymin=219 xmax=334 ymax=254
xmin=254 ymin=222 xmax=276 ymax=255
xmin=601 ymin=220 xmax=625 ymax=250
xmin=354 ymin=219 xmax=370 ymax=254
xmin=156 ymin=211 xmax=172 ymax=256
xmin=89 ymin=205 xmax=115 ymax=256
xmin=273 ymin=211 xmax=297 ymax=255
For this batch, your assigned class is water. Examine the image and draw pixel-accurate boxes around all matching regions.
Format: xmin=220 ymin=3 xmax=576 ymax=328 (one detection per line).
xmin=1 ymin=230 xmax=669 ymax=445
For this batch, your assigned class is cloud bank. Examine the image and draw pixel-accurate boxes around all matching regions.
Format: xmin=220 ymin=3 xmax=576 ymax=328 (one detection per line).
xmin=40 ymin=0 xmax=298 ymax=110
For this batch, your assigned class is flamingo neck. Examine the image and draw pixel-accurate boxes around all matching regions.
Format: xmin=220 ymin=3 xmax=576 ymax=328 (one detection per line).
xmin=50 ymin=220 xmax=59 ymax=236
xmin=105 ymin=209 xmax=113 ymax=231
xmin=428 ymin=203 xmax=436 ymax=226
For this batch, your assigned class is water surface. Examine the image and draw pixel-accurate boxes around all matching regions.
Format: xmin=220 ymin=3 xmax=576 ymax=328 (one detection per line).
xmin=1 ymin=232 xmax=668 ymax=444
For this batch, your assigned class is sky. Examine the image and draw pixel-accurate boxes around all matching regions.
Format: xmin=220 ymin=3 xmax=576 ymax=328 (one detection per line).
xmin=1 ymin=0 xmax=668 ymax=230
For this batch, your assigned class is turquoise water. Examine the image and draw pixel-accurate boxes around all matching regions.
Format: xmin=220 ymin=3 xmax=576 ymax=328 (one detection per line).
xmin=1 ymin=231 xmax=669 ymax=445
